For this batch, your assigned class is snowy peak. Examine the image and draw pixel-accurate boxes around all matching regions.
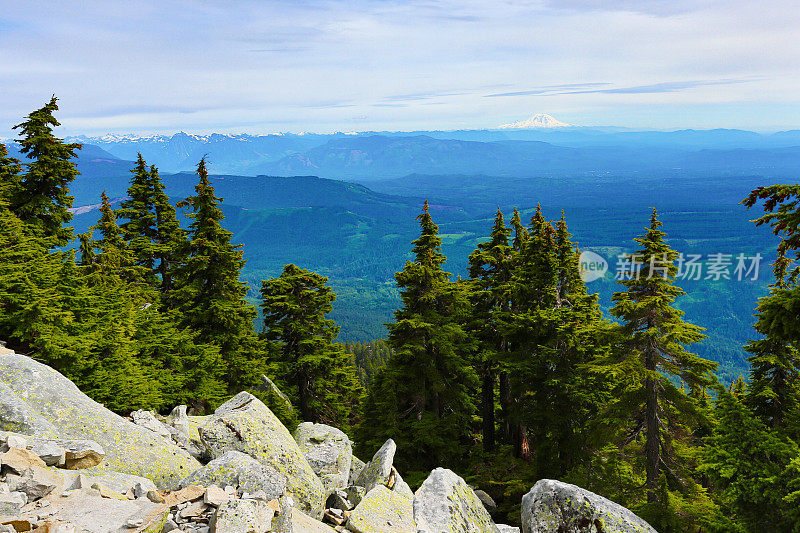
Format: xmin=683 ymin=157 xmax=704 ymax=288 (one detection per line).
xmin=498 ymin=114 xmax=571 ymax=129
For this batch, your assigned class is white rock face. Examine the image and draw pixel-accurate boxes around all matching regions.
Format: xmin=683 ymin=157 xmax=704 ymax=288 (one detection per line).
xmin=521 ymin=479 xmax=657 ymax=533
xmin=498 ymin=114 xmax=571 ymax=129
xmin=294 ymin=422 xmax=352 ymax=494
xmin=413 ymin=468 xmax=500 ymax=533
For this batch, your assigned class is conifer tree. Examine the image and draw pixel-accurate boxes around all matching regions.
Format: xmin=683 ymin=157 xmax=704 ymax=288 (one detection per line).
xmin=10 ymin=97 xmax=81 ymax=245
xmin=118 ymin=154 xmax=158 ymax=276
xmin=702 ymin=386 xmax=800 ymax=531
xmin=742 ymin=185 xmax=800 ymax=438
xmin=608 ymin=209 xmax=716 ymax=503
xmin=359 ymin=201 xmax=477 ymax=472
xmin=173 ymin=158 xmax=263 ymax=392
xmin=152 ymin=164 xmax=187 ymax=295
xmin=93 ymin=191 xmax=138 ymax=278
xmin=260 ymin=264 xmax=363 ymax=428
xmin=0 ymin=143 xmax=21 ymax=201
xmin=467 ymin=208 xmax=514 ymax=453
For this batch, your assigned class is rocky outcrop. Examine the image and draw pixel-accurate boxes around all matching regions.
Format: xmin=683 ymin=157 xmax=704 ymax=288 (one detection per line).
xmin=178 ymin=450 xmax=287 ymax=500
xmin=198 ymin=391 xmax=326 ymax=518
xmin=294 ymin=422 xmax=352 ymax=494
xmin=521 ymin=479 xmax=657 ymax=533
xmin=353 ymin=439 xmax=396 ymax=494
xmin=413 ymin=468 xmax=500 ymax=533
xmin=0 ymin=353 xmax=200 ymax=488
xmin=346 ymin=485 xmax=416 ymax=533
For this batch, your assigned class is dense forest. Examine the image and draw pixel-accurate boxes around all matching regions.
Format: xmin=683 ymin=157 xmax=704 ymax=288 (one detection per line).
xmin=2 ymin=98 xmax=800 ymax=532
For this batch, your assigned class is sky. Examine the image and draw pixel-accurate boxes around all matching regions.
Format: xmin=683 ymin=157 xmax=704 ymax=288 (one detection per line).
xmin=1 ymin=0 xmax=799 ymax=136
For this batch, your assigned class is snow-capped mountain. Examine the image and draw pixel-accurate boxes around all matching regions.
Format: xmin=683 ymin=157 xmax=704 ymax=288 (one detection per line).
xmin=498 ymin=114 xmax=571 ymax=129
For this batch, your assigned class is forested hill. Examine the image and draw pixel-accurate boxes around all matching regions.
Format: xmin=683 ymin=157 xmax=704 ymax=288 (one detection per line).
xmin=51 ymin=144 xmax=777 ymax=384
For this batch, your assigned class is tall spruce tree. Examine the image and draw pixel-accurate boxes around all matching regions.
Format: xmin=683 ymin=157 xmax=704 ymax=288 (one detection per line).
xmin=10 ymin=97 xmax=81 ymax=246
xmin=467 ymin=208 xmax=514 ymax=453
xmin=359 ymin=201 xmax=477 ymax=472
xmin=742 ymin=185 xmax=800 ymax=438
xmin=260 ymin=264 xmax=363 ymax=428
xmin=151 ymin=164 xmax=187 ymax=296
xmin=93 ymin=191 xmax=138 ymax=278
xmin=118 ymin=154 xmax=158 ymax=276
xmin=608 ymin=209 xmax=716 ymax=503
xmin=172 ymin=158 xmax=262 ymax=393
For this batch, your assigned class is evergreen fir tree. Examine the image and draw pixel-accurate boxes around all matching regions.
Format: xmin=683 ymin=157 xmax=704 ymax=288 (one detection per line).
xmin=93 ymin=191 xmax=138 ymax=278
xmin=10 ymin=96 xmax=81 ymax=245
xmin=172 ymin=158 xmax=263 ymax=393
xmin=608 ymin=209 xmax=717 ymax=503
xmin=0 ymin=143 xmax=21 ymax=201
xmin=118 ymin=154 xmax=158 ymax=277
xmin=702 ymin=386 xmax=800 ymax=531
xmin=152 ymin=164 xmax=187 ymax=296
xmin=359 ymin=201 xmax=477 ymax=472
xmin=742 ymin=185 xmax=800 ymax=438
xmin=260 ymin=264 xmax=363 ymax=428
xmin=467 ymin=208 xmax=514 ymax=453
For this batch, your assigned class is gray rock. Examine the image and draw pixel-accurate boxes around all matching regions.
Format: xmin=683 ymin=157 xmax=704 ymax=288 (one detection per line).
xmin=497 ymin=526 xmax=521 ymax=533
xmin=204 ymin=484 xmax=229 ymax=507
xmin=346 ymin=485 xmax=415 ymax=533
xmin=178 ymin=450 xmax=287 ymax=500
xmin=210 ymin=498 xmax=273 ymax=533
xmin=0 ymin=381 xmax=58 ymax=437
xmin=474 ymin=489 xmax=497 ymax=515
xmin=0 ymin=353 xmax=200 ymax=488
xmin=413 ymin=468 xmax=499 ymax=533
xmin=6 ymin=466 xmax=62 ymax=500
xmin=62 ymin=468 xmax=158 ymax=495
xmin=131 ymin=410 xmax=174 ymax=439
xmin=0 ymin=491 xmax=27 ymax=515
xmin=294 ymin=422 xmax=352 ymax=494
xmin=348 ymin=455 xmax=365 ymax=486
xmin=353 ymin=439 xmax=396 ymax=494
xmin=521 ymin=479 xmax=657 ymax=533
xmin=344 ymin=485 xmax=366 ymax=508
xmin=30 ymin=440 xmax=66 ymax=466
xmin=199 ymin=392 xmax=325 ymax=518
xmin=38 ymin=488 xmax=169 ymax=532
xmin=391 ymin=467 xmax=414 ymax=500
xmin=326 ymin=489 xmax=353 ymax=511
xmin=62 ymin=439 xmax=105 ymax=469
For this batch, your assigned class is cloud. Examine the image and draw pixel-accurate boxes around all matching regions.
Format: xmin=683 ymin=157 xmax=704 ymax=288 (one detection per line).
xmin=0 ymin=0 xmax=798 ymax=133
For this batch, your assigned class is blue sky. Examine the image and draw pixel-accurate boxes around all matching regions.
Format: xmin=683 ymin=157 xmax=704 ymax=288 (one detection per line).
xmin=1 ymin=0 xmax=799 ymax=135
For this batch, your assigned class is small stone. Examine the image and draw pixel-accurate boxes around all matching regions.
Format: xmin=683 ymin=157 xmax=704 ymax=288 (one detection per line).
xmin=0 ymin=491 xmax=28 ymax=515
xmin=146 ymin=490 xmax=165 ymax=503
xmin=1 ymin=448 xmax=46 ymax=474
xmin=161 ymin=518 xmax=180 ymax=532
xmin=203 ymin=485 xmax=228 ymax=508
xmin=63 ymin=441 xmax=105 ymax=470
xmin=132 ymin=482 xmax=147 ymax=499
xmin=179 ymin=500 xmax=208 ymax=518
xmin=30 ymin=441 xmax=66 ymax=467
xmin=6 ymin=434 xmax=28 ymax=450
xmin=163 ymin=485 xmax=205 ymax=507
xmin=7 ymin=466 xmax=61 ymax=501
xmin=125 ymin=518 xmax=144 ymax=528
xmin=251 ymin=490 xmax=267 ymax=501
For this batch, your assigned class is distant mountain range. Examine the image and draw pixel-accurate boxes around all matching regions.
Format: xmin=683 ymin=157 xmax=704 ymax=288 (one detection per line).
xmin=54 ymin=127 xmax=800 ymax=179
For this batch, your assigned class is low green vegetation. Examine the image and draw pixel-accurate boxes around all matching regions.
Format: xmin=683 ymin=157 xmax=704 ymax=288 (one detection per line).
xmin=2 ymin=98 xmax=800 ymax=531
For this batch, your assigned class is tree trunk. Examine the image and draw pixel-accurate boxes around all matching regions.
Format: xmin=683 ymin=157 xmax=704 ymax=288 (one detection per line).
xmin=645 ymin=349 xmax=660 ymax=503
xmin=482 ymin=364 xmax=495 ymax=453
xmin=499 ymin=371 xmax=511 ymax=443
